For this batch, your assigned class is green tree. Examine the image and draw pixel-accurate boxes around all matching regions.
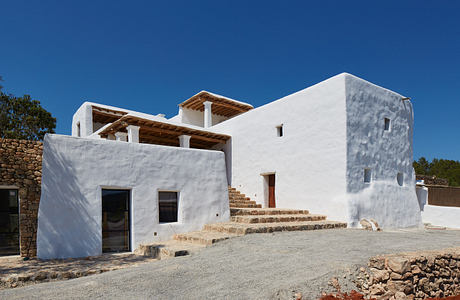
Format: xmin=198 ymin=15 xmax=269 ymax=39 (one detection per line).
xmin=0 ymin=77 xmax=56 ymax=141
xmin=413 ymin=157 xmax=430 ymax=175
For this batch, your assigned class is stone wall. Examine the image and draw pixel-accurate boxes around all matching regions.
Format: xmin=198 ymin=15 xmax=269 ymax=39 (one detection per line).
xmin=416 ymin=175 xmax=449 ymax=186
xmin=0 ymin=139 xmax=43 ymax=257
xmin=356 ymin=247 xmax=460 ymax=299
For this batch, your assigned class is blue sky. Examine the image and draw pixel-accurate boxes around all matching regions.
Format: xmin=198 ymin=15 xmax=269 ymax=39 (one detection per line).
xmin=0 ymin=1 xmax=459 ymax=161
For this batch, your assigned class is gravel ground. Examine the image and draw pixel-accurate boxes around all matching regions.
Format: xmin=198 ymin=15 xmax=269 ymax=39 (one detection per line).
xmin=2 ymin=228 xmax=460 ymax=300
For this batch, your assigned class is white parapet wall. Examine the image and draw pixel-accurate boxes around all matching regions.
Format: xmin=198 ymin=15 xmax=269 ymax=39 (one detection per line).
xmin=37 ymin=134 xmax=229 ymax=259
xmin=421 ymin=205 xmax=460 ymax=229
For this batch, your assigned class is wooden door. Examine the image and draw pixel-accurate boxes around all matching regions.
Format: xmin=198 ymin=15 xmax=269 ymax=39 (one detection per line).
xmin=268 ymin=174 xmax=276 ymax=208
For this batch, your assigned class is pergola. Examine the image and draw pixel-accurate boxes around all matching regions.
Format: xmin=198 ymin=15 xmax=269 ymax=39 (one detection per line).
xmin=98 ymin=115 xmax=230 ymax=149
xmin=92 ymin=105 xmax=128 ymax=124
xmin=179 ymin=91 xmax=253 ymax=118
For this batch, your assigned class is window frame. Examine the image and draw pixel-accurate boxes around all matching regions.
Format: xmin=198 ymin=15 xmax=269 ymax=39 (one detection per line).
xmin=158 ymin=191 xmax=179 ymax=223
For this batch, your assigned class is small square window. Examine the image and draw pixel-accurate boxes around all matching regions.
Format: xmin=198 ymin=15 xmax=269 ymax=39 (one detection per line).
xmin=159 ymin=191 xmax=178 ymax=223
xmin=364 ymin=168 xmax=372 ymax=183
xmin=276 ymin=124 xmax=283 ymax=137
xmin=384 ymin=118 xmax=391 ymax=131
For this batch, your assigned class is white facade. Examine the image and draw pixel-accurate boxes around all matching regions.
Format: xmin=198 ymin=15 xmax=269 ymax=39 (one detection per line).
xmin=37 ymin=135 xmax=229 ymax=259
xmin=38 ymin=72 xmax=423 ymax=258
xmin=213 ymin=73 xmax=422 ymax=228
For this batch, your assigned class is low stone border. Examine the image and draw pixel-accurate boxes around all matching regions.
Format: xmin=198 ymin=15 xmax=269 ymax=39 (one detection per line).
xmin=354 ymin=247 xmax=460 ymax=299
xmin=0 ymin=254 xmax=157 ymax=289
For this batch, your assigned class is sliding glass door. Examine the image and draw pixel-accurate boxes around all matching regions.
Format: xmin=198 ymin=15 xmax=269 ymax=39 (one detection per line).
xmin=102 ymin=189 xmax=130 ymax=252
xmin=0 ymin=189 xmax=19 ymax=256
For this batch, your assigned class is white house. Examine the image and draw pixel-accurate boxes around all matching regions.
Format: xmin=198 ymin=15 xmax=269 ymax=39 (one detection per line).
xmin=37 ymin=72 xmax=422 ymax=259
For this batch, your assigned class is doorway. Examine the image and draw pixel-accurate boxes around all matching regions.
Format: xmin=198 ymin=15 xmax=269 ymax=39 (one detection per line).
xmin=268 ymin=174 xmax=276 ymax=208
xmin=0 ymin=189 xmax=19 ymax=256
xmin=102 ymin=189 xmax=130 ymax=253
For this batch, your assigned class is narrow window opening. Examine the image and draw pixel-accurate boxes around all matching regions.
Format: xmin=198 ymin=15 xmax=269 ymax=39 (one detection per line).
xmin=77 ymin=122 xmax=81 ymax=137
xmin=397 ymin=173 xmax=404 ymax=186
xmin=159 ymin=191 xmax=178 ymax=223
xmin=384 ymin=118 xmax=391 ymax=131
xmin=276 ymin=124 xmax=283 ymax=137
xmin=364 ymin=168 xmax=372 ymax=183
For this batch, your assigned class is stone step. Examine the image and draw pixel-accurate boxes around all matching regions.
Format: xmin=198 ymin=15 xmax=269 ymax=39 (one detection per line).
xmin=230 ymin=208 xmax=310 ymax=216
xmin=173 ymin=231 xmax=241 ymax=246
xmin=229 ymin=203 xmax=262 ymax=208
xmin=203 ymin=220 xmax=347 ymax=235
xmin=231 ymin=214 xmax=326 ymax=224
xmin=228 ymin=192 xmax=249 ymax=198
xmin=229 ymin=200 xmax=258 ymax=205
xmin=134 ymin=241 xmax=205 ymax=259
xmin=229 ymin=196 xmax=251 ymax=201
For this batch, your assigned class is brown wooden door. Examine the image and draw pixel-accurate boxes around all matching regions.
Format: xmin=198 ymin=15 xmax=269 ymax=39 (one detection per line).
xmin=268 ymin=174 xmax=276 ymax=208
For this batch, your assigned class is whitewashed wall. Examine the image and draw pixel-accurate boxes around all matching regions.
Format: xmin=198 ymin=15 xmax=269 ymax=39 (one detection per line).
xmin=344 ymin=74 xmax=422 ymax=228
xmin=421 ymin=205 xmax=460 ymax=229
xmin=175 ymin=107 xmax=229 ymax=127
xmin=214 ymin=73 xmax=421 ymax=228
xmin=37 ymin=135 xmax=229 ymax=259
xmin=72 ymin=103 xmax=93 ymax=137
xmin=213 ymin=74 xmax=348 ymax=220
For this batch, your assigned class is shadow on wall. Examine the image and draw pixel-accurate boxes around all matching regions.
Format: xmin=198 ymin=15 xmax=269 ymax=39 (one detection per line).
xmin=38 ymin=143 xmax=100 ymax=259
xmin=347 ymin=181 xmax=422 ymax=229
xmin=224 ymin=139 xmax=232 ymax=186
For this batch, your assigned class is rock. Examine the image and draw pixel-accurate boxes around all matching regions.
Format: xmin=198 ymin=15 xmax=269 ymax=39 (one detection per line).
xmin=370 ymin=268 xmax=390 ymax=283
xmin=369 ymin=257 xmax=385 ymax=270
xmin=360 ymin=219 xmax=373 ymax=230
xmin=33 ymin=271 xmax=48 ymax=281
xmin=395 ymin=291 xmax=406 ymax=300
xmin=387 ymin=257 xmax=410 ymax=274
xmin=387 ymin=280 xmax=407 ymax=293
xmin=369 ymin=284 xmax=385 ymax=296
xmin=390 ymin=272 xmax=403 ymax=280
xmin=411 ymin=265 xmax=421 ymax=274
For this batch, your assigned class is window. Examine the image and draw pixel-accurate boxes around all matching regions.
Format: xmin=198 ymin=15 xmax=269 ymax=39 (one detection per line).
xmin=77 ymin=122 xmax=81 ymax=137
xmin=364 ymin=168 xmax=372 ymax=183
xmin=384 ymin=118 xmax=391 ymax=131
xmin=397 ymin=173 xmax=404 ymax=186
xmin=276 ymin=124 xmax=283 ymax=137
xmin=159 ymin=191 xmax=178 ymax=223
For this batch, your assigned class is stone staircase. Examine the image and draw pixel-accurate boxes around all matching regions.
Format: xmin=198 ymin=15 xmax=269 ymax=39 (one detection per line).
xmin=228 ymin=187 xmax=261 ymax=208
xmin=135 ymin=187 xmax=347 ymax=258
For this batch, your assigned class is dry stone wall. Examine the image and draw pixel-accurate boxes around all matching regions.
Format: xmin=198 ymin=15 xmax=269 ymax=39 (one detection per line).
xmin=416 ymin=175 xmax=449 ymax=186
xmin=0 ymin=138 xmax=43 ymax=257
xmin=355 ymin=247 xmax=460 ymax=299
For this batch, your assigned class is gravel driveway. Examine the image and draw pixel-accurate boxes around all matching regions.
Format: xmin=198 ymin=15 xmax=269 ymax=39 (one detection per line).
xmin=2 ymin=228 xmax=460 ymax=300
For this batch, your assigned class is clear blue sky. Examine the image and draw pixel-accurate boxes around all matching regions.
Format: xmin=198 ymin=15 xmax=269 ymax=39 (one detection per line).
xmin=1 ymin=1 xmax=459 ymax=161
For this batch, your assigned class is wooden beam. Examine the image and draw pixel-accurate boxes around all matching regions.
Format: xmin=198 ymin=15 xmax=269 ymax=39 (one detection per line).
xmin=140 ymin=126 xmax=226 ymax=144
